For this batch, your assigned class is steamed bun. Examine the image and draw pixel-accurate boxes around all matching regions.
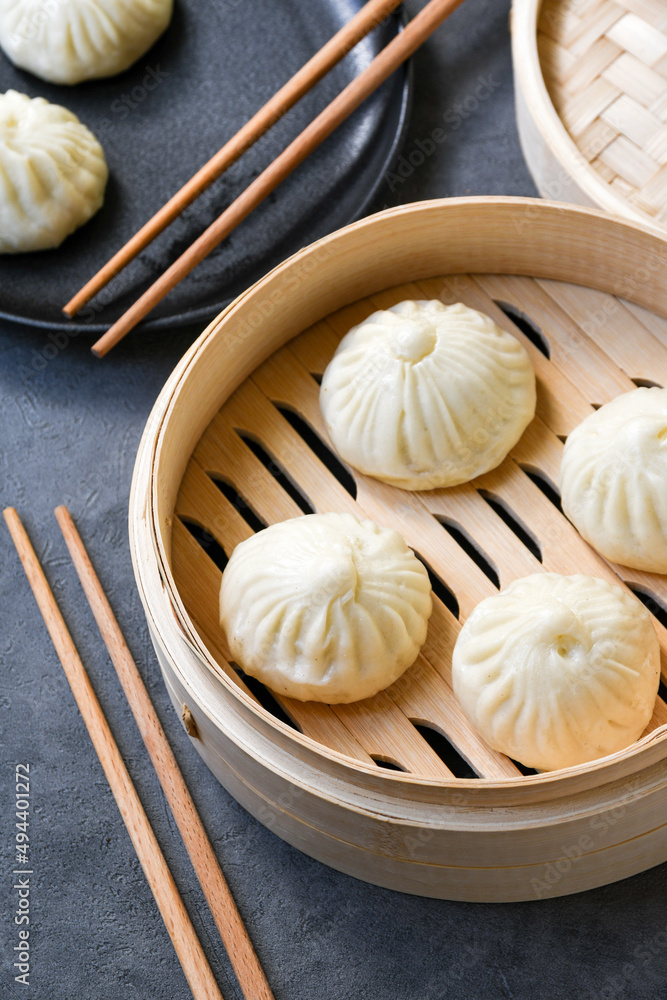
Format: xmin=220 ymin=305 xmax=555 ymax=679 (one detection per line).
xmin=0 ymin=90 xmax=108 ymax=253
xmin=320 ymin=300 xmax=536 ymax=491
xmin=0 ymin=0 xmax=173 ymax=85
xmin=219 ymin=512 xmax=432 ymax=704
xmin=560 ymin=388 xmax=667 ymax=573
xmin=452 ymin=573 xmax=660 ymax=771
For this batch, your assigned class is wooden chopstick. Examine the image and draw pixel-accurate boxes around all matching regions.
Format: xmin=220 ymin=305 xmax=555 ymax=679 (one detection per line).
xmin=3 ymin=508 xmax=226 ymax=1000
xmin=90 ymin=0 xmax=465 ymax=357
xmin=63 ymin=0 xmax=405 ymax=319
xmin=53 ymin=506 xmax=275 ymax=1000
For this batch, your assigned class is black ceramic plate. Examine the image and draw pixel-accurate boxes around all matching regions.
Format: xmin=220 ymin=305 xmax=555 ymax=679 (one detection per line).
xmin=0 ymin=0 xmax=410 ymax=333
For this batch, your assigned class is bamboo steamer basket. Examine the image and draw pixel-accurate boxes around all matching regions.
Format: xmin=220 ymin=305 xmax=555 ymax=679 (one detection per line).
xmin=513 ymin=0 xmax=667 ymax=229
xmin=130 ymin=197 xmax=667 ymax=903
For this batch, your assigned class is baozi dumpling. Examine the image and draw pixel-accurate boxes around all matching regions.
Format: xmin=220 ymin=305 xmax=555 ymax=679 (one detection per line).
xmin=219 ymin=512 xmax=432 ymax=704
xmin=452 ymin=573 xmax=660 ymax=772
xmin=0 ymin=90 xmax=108 ymax=253
xmin=320 ymin=300 xmax=536 ymax=491
xmin=560 ymin=388 xmax=667 ymax=573
xmin=0 ymin=0 xmax=173 ymax=85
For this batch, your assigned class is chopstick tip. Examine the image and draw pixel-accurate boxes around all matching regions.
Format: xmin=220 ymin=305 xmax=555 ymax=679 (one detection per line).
xmin=3 ymin=508 xmax=26 ymax=548
xmin=63 ymin=288 xmax=90 ymax=317
xmin=91 ymin=321 xmax=125 ymax=357
xmin=3 ymin=506 xmax=18 ymax=525
xmin=54 ymin=506 xmax=77 ymax=540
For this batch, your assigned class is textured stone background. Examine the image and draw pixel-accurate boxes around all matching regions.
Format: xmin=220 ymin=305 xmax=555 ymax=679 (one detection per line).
xmin=2 ymin=1 xmax=667 ymax=998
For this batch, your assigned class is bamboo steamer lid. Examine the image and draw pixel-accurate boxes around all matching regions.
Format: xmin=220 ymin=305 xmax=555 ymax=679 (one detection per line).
xmin=513 ymin=0 xmax=667 ymax=229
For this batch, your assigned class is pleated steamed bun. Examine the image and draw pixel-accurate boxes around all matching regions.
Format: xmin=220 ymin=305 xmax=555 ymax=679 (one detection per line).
xmin=219 ymin=512 xmax=433 ymax=704
xmin=452 ymin=573 xmax=660 ymax=772
xmin=0 ymin=0 xmax=173 ymax=85
xmin=320 ymin=300 xmax=536 ymax=491
xmin=0 ymin=90 xmax=108 ymax=253
xmin=560 ymin=388 xmax=667 ymax=573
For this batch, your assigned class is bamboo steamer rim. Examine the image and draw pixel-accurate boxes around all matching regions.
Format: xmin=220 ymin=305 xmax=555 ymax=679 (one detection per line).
xmin=511 ymin=0 xmax=666 ymax=230
xmin=129 ymin=196 xmax=667 ymax=807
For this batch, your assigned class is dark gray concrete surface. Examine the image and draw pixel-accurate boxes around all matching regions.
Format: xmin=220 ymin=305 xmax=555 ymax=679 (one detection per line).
xmin=1 ymin=1 xmax=666 ymax=998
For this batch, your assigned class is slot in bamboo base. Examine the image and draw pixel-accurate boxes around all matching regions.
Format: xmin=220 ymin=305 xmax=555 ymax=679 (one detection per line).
xmin=173 ymin=271 xmax=667 ymax=781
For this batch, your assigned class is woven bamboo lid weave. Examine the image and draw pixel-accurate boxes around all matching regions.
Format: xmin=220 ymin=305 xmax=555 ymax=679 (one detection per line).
xmin=513 ymin=0 xmax=667 ymax=228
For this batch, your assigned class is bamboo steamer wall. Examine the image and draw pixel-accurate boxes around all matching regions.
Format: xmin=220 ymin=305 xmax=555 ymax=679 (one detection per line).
xmin=130 ymin=198 xmax=667 ymax=902
xmin=513 ymin=0 xmax=667 ymax=229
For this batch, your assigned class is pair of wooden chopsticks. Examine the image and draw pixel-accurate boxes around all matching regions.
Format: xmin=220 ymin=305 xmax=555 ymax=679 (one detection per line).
xmin=64 ymin=0 xmax=465 ymax=356
xmin=4 ymin=507 xmax=274 ymax=1000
